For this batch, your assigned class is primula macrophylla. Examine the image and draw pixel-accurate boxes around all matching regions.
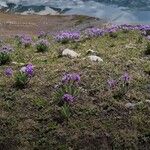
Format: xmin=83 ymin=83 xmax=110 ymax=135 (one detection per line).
xmin=5 ymin=67 xmax=13 ymax=77
xmin=4 ymin=64 xmax=34 ymax=88
xmin=16 ymin=34 xmax=32 ymax=48
xmin=83 ymin=24 xmax=150 ymax=40
xmin=108 ymin=72 xmax=131 ymax=99
xmin=20 ymin=64 xmax=34 ymax=77
xmin=15 ymin=64 xmax=34 ymax=88
xmin=35 ymin=39 xmax=49 ymax=52
xmin=55 ymin=31 xmax=80 ymax=43
xmin=0 ymin=45 xmax=13 ymax=65
xmin=62 ymin=94 xmax=74 ymax=103
xmin=107 ymin=79 xmax=117 ymax=89
xmin=55 ymin=73 xmax=80 ymax=120
xmin=38 ymin=31 xmax=47 ymax=38
xmin=85 ymin=27 xmax=104 ymax=37
xmin=106 ymin=26 xmax=118 ymax=38
xmin=62 ymin=73 xmax=80 ymax=84
xmin=1 ymin=45 xmax=13 ymax=53
xmin=121 ymin=72 xmax=131 ymax=83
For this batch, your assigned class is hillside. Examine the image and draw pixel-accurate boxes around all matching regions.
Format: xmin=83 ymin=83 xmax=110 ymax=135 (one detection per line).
xmin=0 ymin=20 xmax=150 ymax=150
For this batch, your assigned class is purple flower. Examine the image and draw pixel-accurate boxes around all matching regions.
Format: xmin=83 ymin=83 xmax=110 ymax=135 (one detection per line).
xmin=62 ymin=74 xmax=71 ymax=83
xmin=38 ymin=31 xmax=47 ymax=38
xmin=62 ymin=94 xmax=74 ymax=103
xmin=62 ymin=73 xmax=80 ymax=84
xmin=55 ymin=31 xmax=80 ymax=42
xmin=71 ymin=73 xmax=81 ymax=82
xmin=0 ymin=45 xmax=13 ymax=53
xmin=35 ymin=39 xmax=49 ymax=52
xmin=107 ymin=79 xmax=116 ymax=88
xmin=5 ymin=68 xmax=13 ymax=77
xmin=85 ymin=27 xmax=104 ymax=37
xmin=18 ymin=34 xmax=32 ymax=47
xmin=146 ymin=36 xmax=150 ymax=40
xmin=121 ymin=72 xmax=131 ymax=83
xmin=35 ymin=39 xmax=49 ymax=46
xmin=20 ymin=64 xmax=34 ymax=76
xmin=25 ymin=64 xmax=34 ymax=76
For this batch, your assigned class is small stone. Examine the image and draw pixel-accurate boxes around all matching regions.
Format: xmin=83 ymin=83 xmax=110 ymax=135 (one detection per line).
xmin=145 ymin=100 xmax=150 ymax=103
xmin=12 ymin=62 xmax=25 ymax=65
xmin=88 ymin=55 xmax=103 ymax=62
xmin=86 ymin=49 xmax=99 ymax=55
xmin=62 ymin=48 xmax=80 ymax=58
xmin=125 ymin=102 xmax=136 ymax=109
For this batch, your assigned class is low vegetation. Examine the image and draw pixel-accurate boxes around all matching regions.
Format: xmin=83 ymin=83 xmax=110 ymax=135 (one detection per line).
xmin=0 ymin=24 xmax=150 ymax=150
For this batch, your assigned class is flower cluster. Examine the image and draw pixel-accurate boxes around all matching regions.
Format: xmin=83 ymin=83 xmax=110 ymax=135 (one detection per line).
xmin=107 ymin=25 xmax=119 ymax=32
xmin=106 ymin=25 xmax=119 ymax=37
xmin=16 ymin=34 xmax=32 ymax=48
xmin=5 ymin=64 xmax=34 ymax=88
xmin=35 ymin=39 xmax=49 ymax=52
xmin=55 ymin=31 xmax=80 ymax=43
xmin=107 ymin=79 xmax=116 ymax=89
xmin=85 ymin=27 xmax=104 ymax=37
xmin=20 ymin=64 xmax=34 ymax=77
xmin=0 ymin=45 xmax=13 ymax=53
xmin=121 ymin=72 xmax=131 ymax=83
xmin=61 ymin=73 xmax=80 ymax=104
xmin=55 ymin=73 xmax=81 ymax=119
xmin=53 ymin=24 xmax=150 ymax=42
xmin=38 ymin=31 xmax=47 ymax=38
xmin=0 ymin=45 xmax=13 ymax=65
xmin=5 ymin=67 xmax=13 ymax=77
xmin=62 ymin=94 xmax=74 ymax=103
xmin=59 ymin=73 xmax=80 ymax=104
xmin=107 ymin=72 xmax=131 ymax=99
xmin=62 ymin=73 xmax=81 ymax=84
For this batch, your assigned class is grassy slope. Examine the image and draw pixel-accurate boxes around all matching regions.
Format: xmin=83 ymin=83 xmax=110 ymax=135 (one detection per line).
xmin=0 ymin=30 xmax=150 ymax=150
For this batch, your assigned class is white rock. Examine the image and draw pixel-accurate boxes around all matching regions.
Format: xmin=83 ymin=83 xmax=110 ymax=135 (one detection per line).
xmin=87 ymin=49 xmax=96 ymax=54
xmin=62 ymin=49 xmax=80 ymax=58
xmin=145 ymin=100 xmax=150 ymax=103
xmin=12 ymin=62 xmax=25 ymax=65
xmin=88 ymin=55 xmax=103 ymax=62
xmin=125 ymin=103 xmax=136 ymax=109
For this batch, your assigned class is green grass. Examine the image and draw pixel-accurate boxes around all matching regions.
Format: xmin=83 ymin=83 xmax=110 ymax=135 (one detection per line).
xmin=0 ymin=30 xmax=150 ymax=150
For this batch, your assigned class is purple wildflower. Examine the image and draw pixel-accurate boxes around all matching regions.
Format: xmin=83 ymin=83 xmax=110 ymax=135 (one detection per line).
xmin=0 ymin=45 xmax=13 ymax=53
xmin=36 ymin=39 xmax=49 ymax=46
xmin=62 ymin=94 xmax=74 ymax=103
xmin=85 ymin=27 xmax=104 ymax=37
xmin=35 ymin=39 xmax=49 ymax=52
xmin=25 ymin=64 xmax=34 ymax=76
xmin=62 ymin=74 xmax=71 ymax=83
xmin=55 ymin=31 xmax=80 ymax=42
xmin=5 ymin=68 xmax=13 ymax=77
xmin=107 ymin=79 xmax=116 ymax=88
xmin=71 ymin=73 xmax=81 ymax=82
xmin=20 ymin=64 xmax=34 ymax=76
xmin=38 ymin=31 xmax=47 ymax=38
xmin=121 ymin=72 xmax=131 ymax=83
xmin=62 ymin=73 xmax=80 ymax=84
xmin=18 ymin=34 xmax=32 ymax=47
